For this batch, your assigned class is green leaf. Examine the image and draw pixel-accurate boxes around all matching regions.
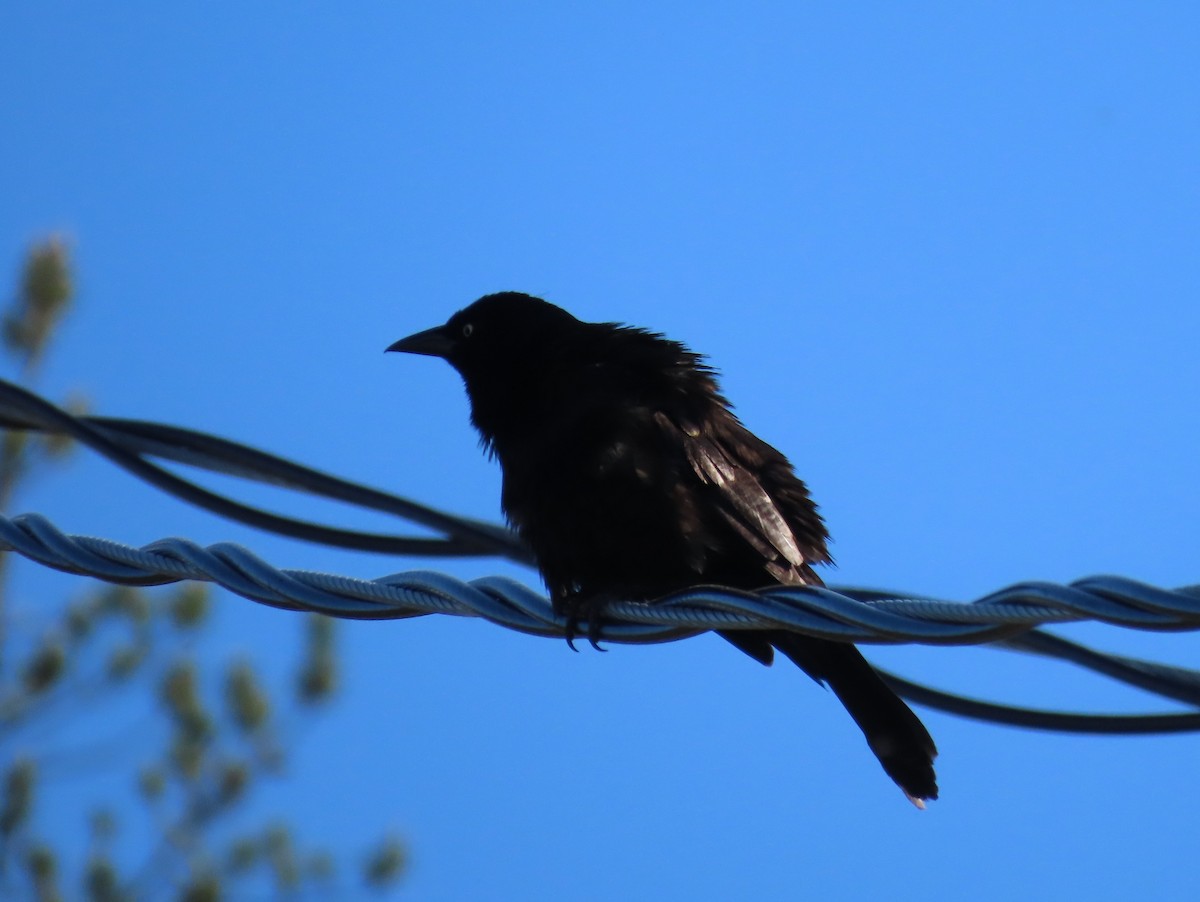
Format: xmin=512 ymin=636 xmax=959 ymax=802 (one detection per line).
xmin=137 ymin=766 xmax=165 ymax=801
xmin=226 ymin=661 xmax=271 ymax=734
xmin=170 ymin=584 xmax=210 ymax=629
xmin=84 ymin=854 xmax=120 ymax=902
xmin=22 ymin=641 xmax=66 ymax=694
xmin=0 ymin=758 xmax=36 ymax=836
xmin=363 ymin=836 xmax=407 ymax=888
xmin=6 ymin=237 xmax=72 ymax=367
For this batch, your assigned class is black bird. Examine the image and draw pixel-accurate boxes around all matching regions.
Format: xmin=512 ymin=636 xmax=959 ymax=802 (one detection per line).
xmin=387 ymin=292 xmax=938 ymax=805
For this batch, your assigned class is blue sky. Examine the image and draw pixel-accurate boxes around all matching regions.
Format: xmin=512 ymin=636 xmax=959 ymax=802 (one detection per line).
xmin=2 ymin=3 xmax=1199 ymax=899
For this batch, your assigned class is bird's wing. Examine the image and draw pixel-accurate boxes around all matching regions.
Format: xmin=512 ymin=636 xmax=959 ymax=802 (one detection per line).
xmin=655 ymin=411 xmax=828 ymax=582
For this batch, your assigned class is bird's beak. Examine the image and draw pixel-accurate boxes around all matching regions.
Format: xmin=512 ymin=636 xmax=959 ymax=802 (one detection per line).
xmin=386 ymin=325 xmax=455 ymax=358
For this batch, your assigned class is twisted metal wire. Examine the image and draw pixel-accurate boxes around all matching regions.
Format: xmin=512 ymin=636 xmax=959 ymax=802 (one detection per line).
xmin=2 ymin=512 xmax=1199 ymax=733
xmin=1 ymin=376 xmax=1198 ymax=733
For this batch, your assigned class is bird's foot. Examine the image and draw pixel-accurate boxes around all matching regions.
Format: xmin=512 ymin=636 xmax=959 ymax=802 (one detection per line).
xmin=555 ymin=593 xmax=610 ymax=652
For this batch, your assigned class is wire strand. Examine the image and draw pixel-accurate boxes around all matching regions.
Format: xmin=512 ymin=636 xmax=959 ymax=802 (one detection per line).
xmin=1 ymin=377 xmax=1197 ymax=733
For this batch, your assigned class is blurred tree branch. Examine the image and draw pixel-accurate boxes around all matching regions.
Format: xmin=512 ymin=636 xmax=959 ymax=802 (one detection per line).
xmin=0 ymin=238 xmax=405 ymax=900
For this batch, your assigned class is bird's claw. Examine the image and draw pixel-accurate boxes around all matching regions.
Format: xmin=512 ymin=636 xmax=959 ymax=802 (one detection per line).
xmin=557 ymin=595 xmax=608 ymax=652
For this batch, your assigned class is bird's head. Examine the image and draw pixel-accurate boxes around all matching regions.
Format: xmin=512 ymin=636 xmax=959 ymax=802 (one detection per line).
xmin=387 ymin=292 xmax=589 ymax=444
xmin=387 ymin=292 xmax=581 ymax=379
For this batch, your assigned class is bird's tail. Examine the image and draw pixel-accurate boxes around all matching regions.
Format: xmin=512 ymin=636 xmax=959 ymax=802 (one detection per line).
xmin=721 ymin=630 xmax=939 ymax=806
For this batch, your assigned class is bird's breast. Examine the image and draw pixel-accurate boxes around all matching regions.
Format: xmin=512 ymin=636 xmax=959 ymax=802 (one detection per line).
xmin=496 ymin=419 xmax=711 ymax=598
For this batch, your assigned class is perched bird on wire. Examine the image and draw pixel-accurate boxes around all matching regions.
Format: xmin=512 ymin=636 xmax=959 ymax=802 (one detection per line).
xmin=387 ymin=292 xmax=938 ymax=805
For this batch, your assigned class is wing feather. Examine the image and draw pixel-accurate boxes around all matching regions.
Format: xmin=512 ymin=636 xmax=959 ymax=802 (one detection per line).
xmin=655 ymin=410 xmax=828 ymax=582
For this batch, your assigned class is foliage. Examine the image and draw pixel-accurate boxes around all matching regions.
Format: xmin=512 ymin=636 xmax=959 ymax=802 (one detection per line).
xmin=0 ymin=239 xmax=405 ymax=899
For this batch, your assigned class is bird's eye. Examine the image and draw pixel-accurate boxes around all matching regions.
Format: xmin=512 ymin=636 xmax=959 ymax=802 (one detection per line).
xmin=461 ymin=323 xmax=474 ymax=339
